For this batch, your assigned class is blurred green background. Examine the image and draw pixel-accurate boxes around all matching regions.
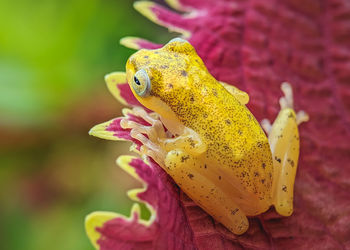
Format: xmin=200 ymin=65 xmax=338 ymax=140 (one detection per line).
xmin=0 ymin=0 xmax=171 ymax=249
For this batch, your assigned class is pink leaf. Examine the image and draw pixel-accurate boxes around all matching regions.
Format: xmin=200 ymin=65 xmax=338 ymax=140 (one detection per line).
xmin=94 ymin=157 xmax=197 ymax=250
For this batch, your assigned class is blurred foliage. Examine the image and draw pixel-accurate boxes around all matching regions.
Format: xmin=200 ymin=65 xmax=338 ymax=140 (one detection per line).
xmin=0 ymin=0 xmax=170 ymax=127
xmin=0 ymin=0 xmax=172 ymax=249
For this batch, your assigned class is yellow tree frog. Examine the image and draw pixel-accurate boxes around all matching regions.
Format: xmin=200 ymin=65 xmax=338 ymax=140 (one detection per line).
xmin=121 ymin=38 xmax=309 ymax=235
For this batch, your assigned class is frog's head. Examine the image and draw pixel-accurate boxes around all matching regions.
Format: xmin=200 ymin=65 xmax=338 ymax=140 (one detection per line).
xmin=125 ymin=38 xmax=209 ymax=121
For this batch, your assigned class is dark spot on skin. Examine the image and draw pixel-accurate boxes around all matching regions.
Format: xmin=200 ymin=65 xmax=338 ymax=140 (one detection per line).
xmin=204 ymin=164 xmax=207 ymax=169
xmin=262 ymin=163 xmax=266 ymax=169
xmin=282 ymin=185 xmax=287 ymax=192
xmin=187 ymin=137 xmax=195 ymax=148
xmin=181 ymin=70 xmax=187 ymax=76
xmin=187 ymin=173 xmax=194 ymax=179
xmin=181 ymin=155 xmax=190 ymax=162
xmin=254 ymin=172 xmax=259 ymax=177
xmin=231 ymin=208 xmax=239 ymax=215
xmin=212 ymin=89 xmax=218 ymax=96
xmin=287 ymin=158 xmax=295 ymax=167
xmin=190 ymin=96 xmax=194 ymax=102
xmin=277 ymin=134 xmax=283 ymax=138
xmin=261 ymin=179 xmax=265 ymax=184
xmin=238 ymin=130 xmax=243 ymax=135
xmin=204 ymin=132 xmax=211 ymax=139
xmin=219 ymin=176 xmax=222 ymax=180
xmin=223 ymin=145 xmax=229 ymax=151
xmin=201 ymin=186 xmax=204 ymax=188
xmin=168 ymin=83 xmax=173 ymax=89
xmin=143 ymin=55 xmax=149 ymax=59
xmin=275 ymin=156 xmax=282 ymax=163
xmin=225 ymin=119 xmax=231 ymax=125
xmin=257 ymin=142 xmax=263 ymax=148
xmin=203 ymin=113 xmax=208 ymax=118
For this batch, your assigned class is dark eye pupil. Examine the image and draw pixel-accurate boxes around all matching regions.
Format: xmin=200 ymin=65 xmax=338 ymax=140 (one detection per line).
xmin=134 ymin=76 xmax=141 ymax=85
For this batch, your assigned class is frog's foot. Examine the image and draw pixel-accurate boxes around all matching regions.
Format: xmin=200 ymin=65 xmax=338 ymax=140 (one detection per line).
xmin=127 ymin=106 xmax=170 ymax=139
xmin=279 ymin=82 xmax=309 ymax=125
xmin=120 ymin=107 xmax=169 ymax=166
xmin=262 ymin=82 xmax=309 ymax=135
xmin=163 ymin=127 xmax=207 ymax=156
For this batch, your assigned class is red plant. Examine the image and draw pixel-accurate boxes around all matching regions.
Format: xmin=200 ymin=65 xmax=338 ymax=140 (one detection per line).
xmin=86 ymin=0 xmax=350 ymax=249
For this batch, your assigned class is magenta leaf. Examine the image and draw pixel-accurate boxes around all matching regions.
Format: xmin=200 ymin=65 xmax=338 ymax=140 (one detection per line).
xmin=92 ymin=156 xmax=197 ymax=250
xmin=87 ymin=0 xmax=350 ymax=249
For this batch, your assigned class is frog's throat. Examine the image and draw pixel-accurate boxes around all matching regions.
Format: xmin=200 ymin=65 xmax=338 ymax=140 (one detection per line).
xmin=137 ymin=95 xmax=185 ymax=136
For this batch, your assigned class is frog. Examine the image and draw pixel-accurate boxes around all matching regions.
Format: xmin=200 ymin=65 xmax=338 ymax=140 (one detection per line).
xmin=120 ymin=38 xmax=309 ymax=235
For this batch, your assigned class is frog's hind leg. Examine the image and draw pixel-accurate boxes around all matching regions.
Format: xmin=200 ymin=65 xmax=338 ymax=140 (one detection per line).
xmin=262 ymin=82 xmax=309 ymax=216
xmin=165 ymin=149 xmax=249 ymax=235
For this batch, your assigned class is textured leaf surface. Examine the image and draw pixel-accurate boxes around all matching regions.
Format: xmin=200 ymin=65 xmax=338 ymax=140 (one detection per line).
xmin=86 ymin=156 xmax=196 ymax=249
xmin=88 ymin=0 xmax=350 ymax=249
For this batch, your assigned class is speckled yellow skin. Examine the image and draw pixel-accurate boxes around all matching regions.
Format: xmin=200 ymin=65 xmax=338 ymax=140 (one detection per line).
xmin=125 ymin=38 xmax=304 ymax=235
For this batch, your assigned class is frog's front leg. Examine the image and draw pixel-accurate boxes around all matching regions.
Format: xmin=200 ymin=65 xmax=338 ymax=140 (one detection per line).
xmin=261 ymin=82 xmax=309 ymax=216
xmin=120 ymin=107 xmax=169 ymax=166
xmin=120 ymin=107 xmax=207 ymax=166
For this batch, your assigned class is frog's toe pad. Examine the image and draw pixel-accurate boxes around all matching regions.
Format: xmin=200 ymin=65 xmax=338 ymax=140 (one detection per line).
xmin=279 ymin=82 xmax=294 ymax=110
xmin=296 ymin=110 xmax=309 ymax=125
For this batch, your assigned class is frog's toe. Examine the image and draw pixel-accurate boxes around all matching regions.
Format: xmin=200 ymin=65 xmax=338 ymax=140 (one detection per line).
xmin=139 ymin=145 xmax=166 ymax=166
xmin=131 ymin=107 xmax=160 ymax=127
xmin=121 ymin=107 xmax=168 ymax=141
xmin=296 ymin=110 xmax=309 ymax=125
xmin=261 ymin=119 xmax=272 ymax=135
xmin=130 ymin=131 xmax=166 ymax=166
xmin=279 ymin=82 xmax=294 ymax=110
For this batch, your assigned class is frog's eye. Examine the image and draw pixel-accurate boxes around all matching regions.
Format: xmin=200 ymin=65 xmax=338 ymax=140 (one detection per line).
xmin=132 ymin=69 xmax=151 ymax=97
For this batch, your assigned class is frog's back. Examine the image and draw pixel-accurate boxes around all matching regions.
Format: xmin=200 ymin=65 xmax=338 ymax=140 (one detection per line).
xmin=168 ymin=76 xmax=274 ymax=214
